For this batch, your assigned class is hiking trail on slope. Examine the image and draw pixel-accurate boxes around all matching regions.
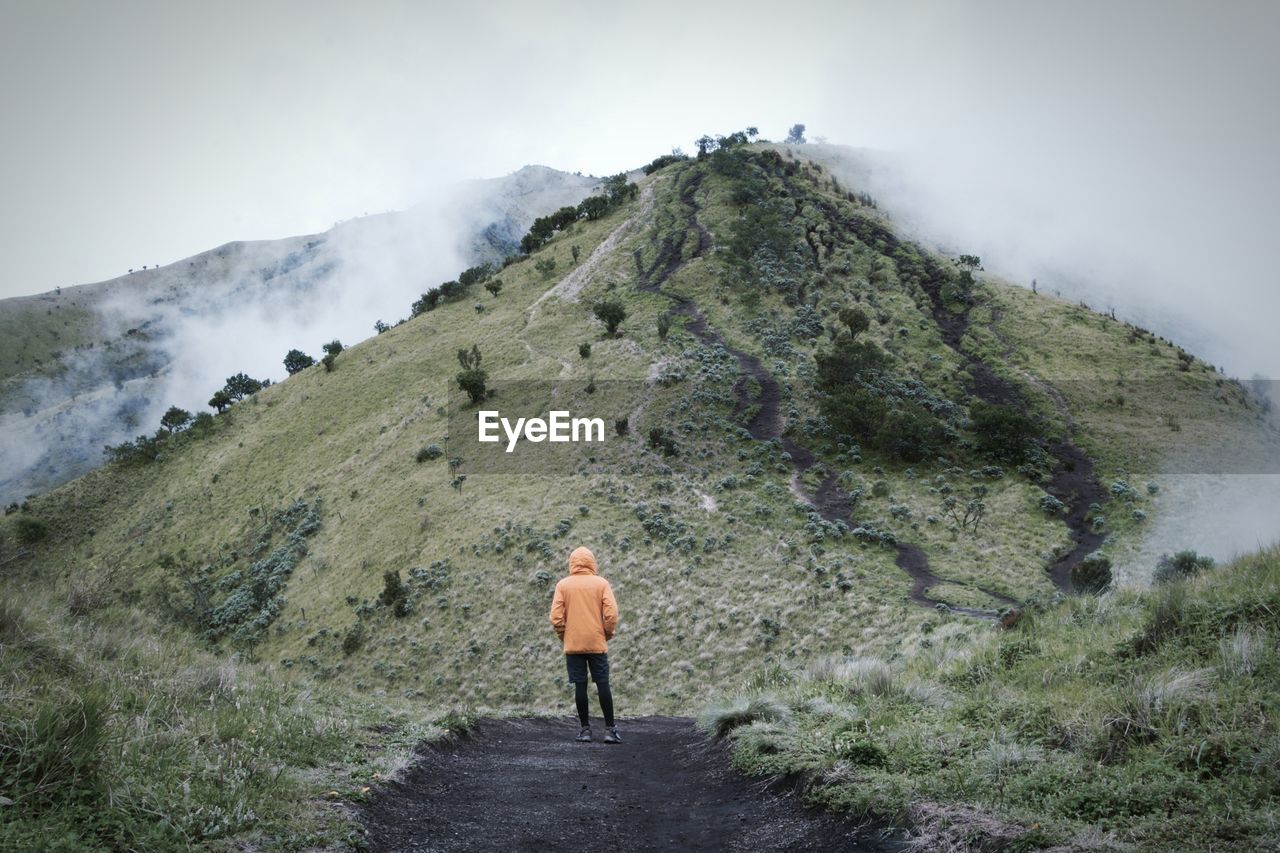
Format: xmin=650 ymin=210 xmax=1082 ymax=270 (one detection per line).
xmin=359 ymin=716 xmax=904 ymax=852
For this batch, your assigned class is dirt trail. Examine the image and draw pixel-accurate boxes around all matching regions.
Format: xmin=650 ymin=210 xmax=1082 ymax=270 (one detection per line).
xmin=631 ymin=171 xmax=1014 ymax=617
xmin=983 ymin=308 xmax=1106 ymax=588
xmin=514 ymin=184 xmax=657 ymax=378
xmin=359 ymin=717 xmax=903 ymax=852
xmin=828 ymin=203 xmax=1106 ymax=594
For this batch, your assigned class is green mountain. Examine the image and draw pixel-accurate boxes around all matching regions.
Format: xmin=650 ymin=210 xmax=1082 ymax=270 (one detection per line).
xmin=4 ymin=139 xmax=1277 ymax=849
xmin=0 ymin=165 xmax=599 ymax=505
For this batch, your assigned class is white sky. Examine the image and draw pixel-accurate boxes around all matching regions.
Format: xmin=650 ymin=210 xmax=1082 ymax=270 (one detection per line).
xmin=2 ymin=0 xmax=1278 ymax=374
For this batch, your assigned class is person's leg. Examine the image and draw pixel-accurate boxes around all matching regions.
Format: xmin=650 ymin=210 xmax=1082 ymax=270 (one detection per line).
xmin=587 ymin=654 xmax=615 ymax=728
xmin=566 ymin=655 xmax=590 ymax=729
xmin=596 ymin=680 xmax=615 ymax=728
xmin=574 ymin=681 xmax=590 ymax=727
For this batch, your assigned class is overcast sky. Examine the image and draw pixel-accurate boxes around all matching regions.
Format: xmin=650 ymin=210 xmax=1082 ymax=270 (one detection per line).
xmin=2 ymin=0 xmax=1277 ymax=374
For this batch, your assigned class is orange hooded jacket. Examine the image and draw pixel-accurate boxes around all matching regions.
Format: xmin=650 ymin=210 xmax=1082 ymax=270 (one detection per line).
xmin=549 ymin=547 xmax=618 ymax=654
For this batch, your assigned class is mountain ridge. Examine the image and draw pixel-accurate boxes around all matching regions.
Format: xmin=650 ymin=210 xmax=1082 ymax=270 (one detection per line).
xmin=3 ymin=140 xmax=1278 ymax=849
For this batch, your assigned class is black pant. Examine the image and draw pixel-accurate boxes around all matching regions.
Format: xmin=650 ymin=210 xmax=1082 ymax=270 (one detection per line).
xmin=565 ymin=653 xmax=614 ymax=727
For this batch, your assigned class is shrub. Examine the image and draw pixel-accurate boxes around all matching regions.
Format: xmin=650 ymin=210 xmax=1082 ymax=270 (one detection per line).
xmin=642 ymin=152 xmax=689 ymax=175
xmin=416 ymin=444 xmax=444 ymax=463
xmin=455 ymin=345 xmax=487 ymax=404
xmin=283 ymin=349 xmax=314 ymax=374
xmin=614 ymin=417 xmax=629 ymax=437
xmin=1072 ymin=553 xmax=1113 ymax=594
xmin=321 ymin=340 xmax=344 ymax=357
xmin=13 ymin=516 xmax=48 ymax=544
xmin=534 ymin=257 xmax=557 ymax=278
xmin=159 ymin=406 xmax=191 ymax=433
xmin=579 ymin=342 xmax=591 ymax=359
xmin=657 ymin=314 xmax=672 ymax=340
xmin=593 ymin=299 xmax=626 ymax=335
xmin=838 ymin=306 xmax=870 ymax=339
xmin=379 ymin=570 xmax=411 ymax=617
xmin=877 ymin=403 xmax=946 ymax=463
xmin=647 ymin=427 xmax=677 ymax=457
xmin=699 ymin=695 xmax=791 ymax=738
xmin=1110 ymin=480 xmax=1138 ymax=501
xmin=808 ymin=655 xmax=897 ymax=697
xmin=1039 ymin=494 xmax=1067 ymax=515
xmin=1154 ymin=550 xmax=1215 ymax=585
xmin=208 ymin=389 xmax=233 ymax=412
xmin=321 ymin=353 xmax=336 ymax=372
xmin=223 ymin=372 xmax=264 ymax=401
xmin=484 ymin=279 xmax=503 ymax=297
xmin=341 ymin=622 xmax=364 ymax=655
xmin=458 ymin=263 xmax=493 ymax=287
xmin=411 ymin=289 xmax=441 ymax=316
xmin=832 ymin=735 xmax=889 ymax=767
xmin=970 ymin=400 xmax=1040 ymax=462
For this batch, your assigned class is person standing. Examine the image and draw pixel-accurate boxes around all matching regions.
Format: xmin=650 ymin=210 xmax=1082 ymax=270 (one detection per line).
xmin=549 ymin=546 xmax=620 ymax=743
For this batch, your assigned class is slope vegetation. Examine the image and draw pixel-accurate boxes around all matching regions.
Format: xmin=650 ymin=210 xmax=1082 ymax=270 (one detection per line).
xmin=702 ymin=545 xmax=1280 ymax=851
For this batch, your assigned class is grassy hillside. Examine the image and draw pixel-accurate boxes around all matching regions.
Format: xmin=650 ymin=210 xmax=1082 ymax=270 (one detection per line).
xmin=701 ymin=545 xmax=1280 ymax=851
xmin=3 ymin=139 xmax=1276 ymax=847
xmin=0 ymin=594 xmax=460 ymax=849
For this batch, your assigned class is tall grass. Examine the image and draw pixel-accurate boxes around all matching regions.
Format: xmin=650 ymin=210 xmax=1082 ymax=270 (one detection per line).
xmin=702 ymin=545 xmax=1280 ymax=851
xmin=0 ymin=595 xmax=449 ymax=849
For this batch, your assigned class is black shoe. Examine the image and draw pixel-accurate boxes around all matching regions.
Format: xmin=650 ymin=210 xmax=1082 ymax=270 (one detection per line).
xmin=576 ymin=726 xmax=592 ymax=742
xmin=603 ymin=726 xmax=622 ymax=744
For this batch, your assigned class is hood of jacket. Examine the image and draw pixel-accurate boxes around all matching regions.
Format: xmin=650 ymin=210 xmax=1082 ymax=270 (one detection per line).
xmin=568 ymin=546 xmax=597 ymax=576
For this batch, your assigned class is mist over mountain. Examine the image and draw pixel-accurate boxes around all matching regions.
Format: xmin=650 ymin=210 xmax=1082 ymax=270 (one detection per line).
xmin=0 ymin=165 xmax=598 ymax=504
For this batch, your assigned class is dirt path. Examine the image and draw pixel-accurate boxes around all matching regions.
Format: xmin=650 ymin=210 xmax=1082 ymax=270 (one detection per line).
xmin=359 ymin=717 xmax=903 ymax=852
xmin=514 ymin=183 xmax=657 ymax=379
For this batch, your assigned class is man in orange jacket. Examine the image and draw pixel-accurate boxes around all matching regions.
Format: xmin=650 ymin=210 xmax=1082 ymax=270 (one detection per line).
xmin=549 ymin=546 xmax=620 ymax=743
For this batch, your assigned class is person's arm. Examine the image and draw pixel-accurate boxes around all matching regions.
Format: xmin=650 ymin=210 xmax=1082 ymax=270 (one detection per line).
xmin=549 ymin=582 xmax=566 ymax=639
xmin=601 ymin=580 xmax=618 ymax=641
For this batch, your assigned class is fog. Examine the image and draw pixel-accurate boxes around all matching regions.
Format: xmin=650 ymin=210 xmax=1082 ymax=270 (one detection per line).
xmin=0 ymin=166 xmax=596 ymax=503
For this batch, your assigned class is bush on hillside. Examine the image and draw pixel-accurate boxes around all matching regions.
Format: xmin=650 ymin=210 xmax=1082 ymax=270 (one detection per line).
xmin=159 ymin=406 xmax=192 ymax=434
xmin=283 ymin=348 xmax=315 ymax=374
xmin=13 ymin=516 xmax=48 ymax=544
xmin=341 ymin=622 xmax=364 ymax=655
xmin=1154 ymin=550 xmax=1215 ymax=585
xmin=642 ymin=152 xmax=689 ymax=175
xmin=700 ymin=695 xmax=791 ymax=738
xmin=647 ymin=427 xmax=677 ymax=457
xmin=458 ymin=263 xmax=493 ymax=287
xmin=223 ymin=372 xmax=265 ymax=401
xmin=838 ymin=306 xmax=870 ymax=339
xmin=455 ymin=345 xmax=487 ymax=405
xmin=378 ymin=570 xmax=411 ymax=617
xmin=970 ymin=400 xmax=1040 ymax=463
xmin=1072 ymin=552 xmax=1113 ymax=594
xmin=593 ymin=299 xmax=626 ymax=335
